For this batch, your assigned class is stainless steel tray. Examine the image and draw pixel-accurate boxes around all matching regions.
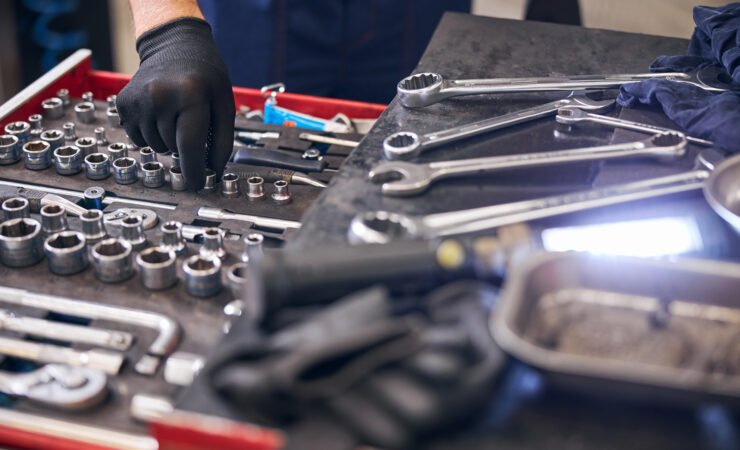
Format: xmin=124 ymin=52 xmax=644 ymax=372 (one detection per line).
xmin=493 ymin=251 xmax=740 ymax=402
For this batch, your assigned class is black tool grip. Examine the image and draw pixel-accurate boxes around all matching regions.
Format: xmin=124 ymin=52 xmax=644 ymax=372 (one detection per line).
xmin=224 ymin=163 xmax=296 ymax=184
xmin=233 ymin=147 xmax=326 ymax=173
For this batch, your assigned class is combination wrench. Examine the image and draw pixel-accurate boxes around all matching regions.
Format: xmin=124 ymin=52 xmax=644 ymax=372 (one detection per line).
xmin=0 ymin=335 xmax=124 ymax=375
xmin=351 ymin=149 xmax=722 ymax=244
xmin=371 ymin=131 xmax=688 ymax=196
xmin=397 ymin=65 xmax=740 ymax=108
xmin=383 ymin=95 xmax=614 ymax=160
xmin=555 ymin=107 xmax=714 ymax=147
xmin=0 ymin=364 xmax=107 ymax=410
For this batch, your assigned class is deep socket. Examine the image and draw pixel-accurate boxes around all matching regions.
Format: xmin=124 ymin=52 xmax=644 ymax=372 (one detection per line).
xmin=136 ymin=247 xmax=177 ymax=290
xmin=91 ymin=238 xmax=134 ymax=283
xmin=271 ymin=180 xmax=292 ymax=204
xmin=106 ymin=95 xmax=117 ymax=108
xmin=75 ymin=136 xmax=97 ymax=156
xmin=56 ymin=89 xmax=70 ymax=107
xmin=107 ymin=142 xmax=128 ymax=161
xmin=0 ymin=218 xmax=44 ymax=267
xmin=141 ymin=161 xmax=165 ymax=188
xmin=80 ymin=209 xmax=107 ymax=244
xmin=44 ymin=231 xmax=88 ymax=275
xmin=94 ymin=127 xmax=108 ymax=151
xmin=139 ymin=146 xmax=156 ymax=164
xmin=28 ymin=114 xmax=44 ymax=133
xmin=81 ymin=91 xmax=94 ymax=102
xmin=0 ymin=135 xmax=20 ymax=165
xmin=199 ymin=227 xmax=226 ymax=260
xmin=41 ymin=97 xmax=64 ymax=120
xmin=53 ymin=145 xmax=82 ymax=175
xmin=2 ymin=198 xmax=30 ymax=220
xmin=247 ymin=176 xmax=265 ymax=200
xmin=5 ymin=121 xmax=31 ymax=143
xmin=62 ymin=122 xmax=76 ymax=142
xmin=74 ymin=101 xmax=96 ymax=123
xmin=171 ymin=152 xmax=180 ymax=169
xmin=22 ymin=140 xmax=52 ymax=170
xmin=197 ymin=169 xmax=216 ymax=194
xmin=40 ymin=203 xmax=68 ymax=235
xmin=226 ymin=262 xmax=248 ymax=298
xmin=83 ymin=187 xmax=105 ymax=210
xmin=120 ymin=215 xmax=147 ymax=250
xmin=106 ymin=107 xmax=121 ymax=128
xmin=40 ymin=129 xmax=64 ymax=151
xmin=183 ymin=255 xmax=222 ymax=297
xmin=241 ymin=232 xmax=264 ymax=263
xmin=112 ymin=157 xmax=138 ymax=185
xmin=84 ymin=153 xmax=110 ymax=180
xmin=169 ymin=166 xmax=186 ymax=191
xmin=221 ymin=172 xmax=239 ymax=197
xmin=160 ymin=221 xmax=186 ymax=254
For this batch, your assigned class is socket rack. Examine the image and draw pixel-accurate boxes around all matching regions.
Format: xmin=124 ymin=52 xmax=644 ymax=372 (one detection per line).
xmin=0 ymin=49 xmax=384 ymax=447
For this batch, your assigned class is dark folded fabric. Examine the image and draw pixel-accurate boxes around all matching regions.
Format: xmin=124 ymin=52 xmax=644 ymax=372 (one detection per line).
xmin=617 ymin=3 xmax=740 ymax=153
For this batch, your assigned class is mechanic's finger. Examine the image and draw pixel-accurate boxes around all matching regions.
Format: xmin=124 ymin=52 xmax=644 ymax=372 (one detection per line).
xmin=206 ymin=93 xmax=236 ymax=178
xmin=140 ymin=120 xmax=170 ymax=154
xmin=122 ymin=122 xmax=146 ymax=148
xmin=157 ymin=116 xmax=178 ymax=154
xmin=176 ymin=107 xmax=211 ymax=190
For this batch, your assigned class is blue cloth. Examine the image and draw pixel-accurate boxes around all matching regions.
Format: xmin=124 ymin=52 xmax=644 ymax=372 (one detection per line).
xmin=198 ymin=0 xmax=470 ymax=104
xmin=617 ymin=3 xmax=740 ymax=152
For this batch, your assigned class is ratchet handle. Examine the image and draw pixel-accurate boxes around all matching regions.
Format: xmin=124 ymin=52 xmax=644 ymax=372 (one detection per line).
xmin=233 ymin=147 xmax=326 ymax=173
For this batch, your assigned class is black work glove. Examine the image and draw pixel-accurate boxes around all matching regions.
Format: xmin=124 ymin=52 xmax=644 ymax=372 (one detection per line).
xmin=117 ymin=18 xmax=235 ymax=189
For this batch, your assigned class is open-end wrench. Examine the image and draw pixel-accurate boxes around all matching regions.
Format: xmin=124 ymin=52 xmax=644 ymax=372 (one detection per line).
xmin=350 ymin=156 xmax=718 ymax=244
xmin=0 ymin=335 xmax=124 ymax=375
xmin=371 ymin=131 xmax=687 ymax=196
xmin=0 ymin=309 xmax=133 ymax=351
xmin=0 ymin=364 xmax=107 ymax=410
xmin=383 ymin=95 xmax=615 ymax=160
xmin=555 ymin=107 xmax=715 ymax=147
xmin=397 ymin=65 xmax=740 ymax=108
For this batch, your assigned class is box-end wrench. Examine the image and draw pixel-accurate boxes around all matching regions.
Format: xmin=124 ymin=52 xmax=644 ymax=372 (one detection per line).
xmin=0 ymin=335 xmax=123 ymax=375
xmin=0 ymin=364 xmax=107 ymax=410
xmin=397 ymin=65 xmax=740 ymax=108
xmin=0 ymin=309 xmax=133 ymax=351
xmin=351 ymin=150 xmax=720 ymax=244
xmin=383 ymin=95 xmax=615 ymax=160
xmin=371 ymin=131 xmax=688 ymax=196
xmin=555 ymin=107 xmax=714 ymax=147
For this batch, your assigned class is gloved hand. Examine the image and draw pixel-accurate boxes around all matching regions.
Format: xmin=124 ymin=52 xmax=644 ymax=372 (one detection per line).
xmin=117 ymin=18 xmax=235 ymax=189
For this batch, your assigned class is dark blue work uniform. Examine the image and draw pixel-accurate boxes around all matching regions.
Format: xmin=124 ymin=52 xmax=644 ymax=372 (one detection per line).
xmin=198 ymin=0 xmax=471 ymax=103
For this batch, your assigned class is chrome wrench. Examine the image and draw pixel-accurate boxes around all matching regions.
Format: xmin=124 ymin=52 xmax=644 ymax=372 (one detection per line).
xmin=0 ymin=309 xmax=133 ymax=351
xmin=0 ymin=364 xmax=107 ymax=410
xmin=555 ymin=107 xmax=714 ymax=147
xmin=383 ymin=95 xmax=614 ymax=160
xmin=0 ymin=336 xmax=124 ymax=375
xmin=371 ymin=131 xmax=687 ymax=196
xmin=397 ymin=65 xmax=740 ymax=108
xmin=198 ymin=207 xmax=302 ymax=231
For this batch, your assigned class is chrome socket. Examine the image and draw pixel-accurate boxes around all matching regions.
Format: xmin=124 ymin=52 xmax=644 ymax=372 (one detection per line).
xmin=106 ymin=95 xmax=117 ymax=108
xmin=40 ymin=203 xmax=68 ymax=235
xmin=53 ymin=145 xmax=82 ymax=175
xmin=0 ymin=218 xmax=44 ymax=267
xmin=81 ymin=91 xmax=94 ymax=102
xmin=112 ymin=157 xmax=138 ymax=185
xmin=139 ymin=146 xmax=156 ymax=164
xmin=62 ymin=122 xmax=77 ymax=141
xmin=5 ymin=121 xmax=31 ymax=143
xmin=0 ymin=135 xmax=20 ymax=165
xmin=74 ymin=101 xmax=96 ymax=124
xmin=94 ymin=127 xmax=108 ymax=151
xmin=83 ymin=187 xmax=105 ymax=210
xmin=40 ymin=129 xmax=64 ymax=151
xmin=56 ymin=89 xmax=70 ymax=107
xmin=199 ymin=227 xmax=226 ymax=260
xmin=241 ymin=233 xmax=264 ymax=263
xmin=28 ymin=114 xmax=44 ymax=134
xmin=22 ymin=140 xmax=52 ymax=170
xmin=107 ymin=142 xmax=128 ymax=161
xmin=91 ymin=238 xmax=134 ymax=283
xmin=141 ymin=161 xmax=165 ymax=188
xmin=106 ymin=107 xmax=121 ymax=128
xmin=169 ymin=166 xmax=186 ymax=191
xmin=2 ymin=198 xmax=30 ymax=220
xmin=136 ymin=247 xmax=177 ymax=290
xmin=84 ymin=153 xmax=111 ymax=180
xmin=41 ymin=98 xmax=64 ymax=120
xmin=226 ymin=262 xmax=248 ymax=298
xmin=183 ymin=255 xmax=222 ymax=297
xmin=160 ymin=221 xmax=186 ymax=254
xmin=247 ymin=176 xmax=265 ymax=200
xmin=197 ymin=169 xmax=216 ymax=194
xmin=120 ymin=215 xmax=147 ymax=250
xmin=271 ymin=180 xmax=292 ymax=204
xmin=171 ymin=152 xmax=180 ymax=169
xmin=44 ymin=231 xmax=88 ymax=275
xmin=221 ymin=173 xmax=239 ymax=198
xmin=80 ymin=209 xmax=107 ymax=244
xmin=74 ymin=137 xmax=97 ymax=157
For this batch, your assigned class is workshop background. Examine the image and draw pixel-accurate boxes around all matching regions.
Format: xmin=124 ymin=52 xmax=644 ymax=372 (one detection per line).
xmin=0 ymin=0 xmax=730 ymax=104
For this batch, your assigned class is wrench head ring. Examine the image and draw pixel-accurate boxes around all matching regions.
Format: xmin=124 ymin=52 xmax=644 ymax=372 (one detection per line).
xmin=383 ymin=131 xmax=422 ymax=160
xmin=646 ymin=131 xmax=688 ymax=162
xmin=555 ymin=106 xmax=589 ymax=124
xmin=397 ymin=73 xmax=444 ymax=108
xmin=348 ymin=211 xmax=418 ymax=244
xmin=369 ymin=161 xmax=432 ymax=196
xmin=26 ymin=365 xmax=108 ymax=409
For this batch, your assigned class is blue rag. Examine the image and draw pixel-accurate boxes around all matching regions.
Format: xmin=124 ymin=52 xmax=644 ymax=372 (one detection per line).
xmin=617 ymin=3 xmax=740 ymax=152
